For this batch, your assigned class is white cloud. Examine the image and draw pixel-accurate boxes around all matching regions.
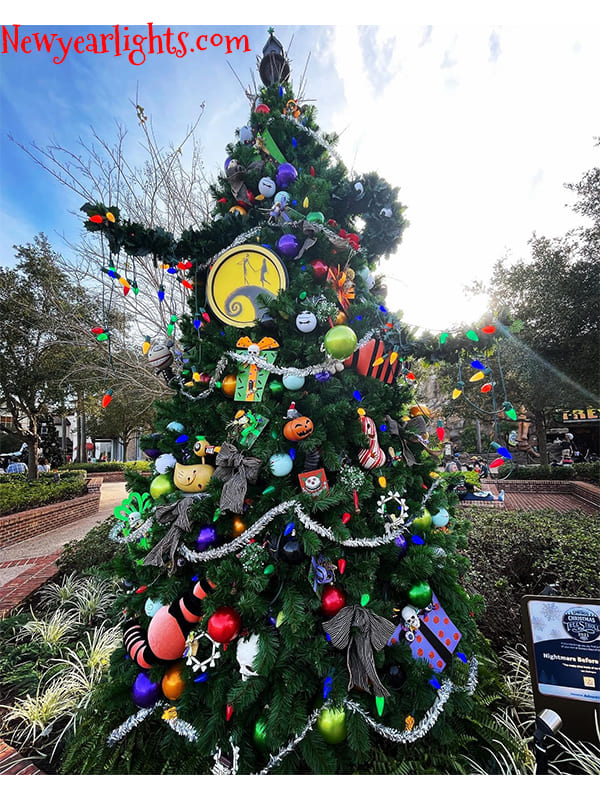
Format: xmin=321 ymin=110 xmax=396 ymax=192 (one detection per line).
xmin=322 ymin=25 xmax=600 ymax=330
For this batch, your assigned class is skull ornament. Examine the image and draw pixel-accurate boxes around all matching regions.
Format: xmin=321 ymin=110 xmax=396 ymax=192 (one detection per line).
xmin=401 ymin=606 xmax=421 ymax=642
xmin=236 ymin=633 xmax=260 ymax=681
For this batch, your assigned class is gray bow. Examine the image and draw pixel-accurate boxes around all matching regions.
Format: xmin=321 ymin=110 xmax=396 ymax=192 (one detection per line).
xmin=143 ymin=495 xmax=202 ymax=572
xmin=212 ymin=442 xmax=262 ymax=514
xmin=323 ymin=605 xmax=397 ymax=697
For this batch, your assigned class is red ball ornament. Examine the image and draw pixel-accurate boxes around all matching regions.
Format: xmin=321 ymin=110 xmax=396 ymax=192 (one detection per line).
xmin=207 ymin=606 xmax=242 ymax=643
xmin=321 ymin=586 xmax=346 ymax=617
xmin=255 ymin=103 xmax=270 ymax=114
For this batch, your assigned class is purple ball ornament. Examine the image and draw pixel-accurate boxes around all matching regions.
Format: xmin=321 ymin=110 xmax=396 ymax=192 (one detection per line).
xmin=132 ymin=672 xmax=162 ymax=708
xmin=315 ymin=371 xmax=332 ymax=382
xmin=196 ymin=525 xmax=218 ymax=552
xmin=277 ymin=234 xmax=301 ymax=258
xmin=276 ymin=162 xmax=298 ymax=189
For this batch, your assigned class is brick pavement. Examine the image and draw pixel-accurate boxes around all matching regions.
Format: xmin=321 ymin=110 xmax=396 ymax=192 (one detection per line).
xmin=0 ymin=553 xmax=61 ymax=619
xmin=0 ymin=739 xmax=45 ymax=775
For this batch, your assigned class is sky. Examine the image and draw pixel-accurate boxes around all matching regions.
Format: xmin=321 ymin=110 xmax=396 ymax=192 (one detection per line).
xmin=2 ymin=5 xmax=600 ymax=334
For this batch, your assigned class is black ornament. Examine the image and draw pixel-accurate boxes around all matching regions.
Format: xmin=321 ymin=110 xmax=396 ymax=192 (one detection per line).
xmin=279 ymin=536 xmax=305 ymax=565
xmin=258 ymin=29 xmax=290 ymax=87
xmin=388 ymin=664 xmax=406 ymax=689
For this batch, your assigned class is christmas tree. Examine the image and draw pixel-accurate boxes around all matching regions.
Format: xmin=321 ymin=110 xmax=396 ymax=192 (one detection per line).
xmin=69 ymin=31 xmax=494 ymax=775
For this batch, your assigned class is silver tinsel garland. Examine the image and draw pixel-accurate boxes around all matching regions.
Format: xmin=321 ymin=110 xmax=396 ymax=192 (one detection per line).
xmin=107 ymin=702 xmax=163 ymax=746
xmin=107 ymin=659 xmax=478 ymax=765
xmin=108 ymin=516 xmax=153 ymax=545
xmin=179 ymin=479 xmax=441 ymax=564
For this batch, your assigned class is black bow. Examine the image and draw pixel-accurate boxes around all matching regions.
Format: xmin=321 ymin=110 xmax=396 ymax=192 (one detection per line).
xmin=323 ymin=605 xmax=397 ymax=697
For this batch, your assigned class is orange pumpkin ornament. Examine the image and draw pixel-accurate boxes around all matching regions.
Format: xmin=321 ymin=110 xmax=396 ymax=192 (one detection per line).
xmin=283 ymin=416 xmax=314 ymax=441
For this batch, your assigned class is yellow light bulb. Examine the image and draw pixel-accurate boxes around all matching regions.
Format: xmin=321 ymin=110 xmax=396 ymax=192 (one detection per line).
xmin=470 ymin=371 xmax=485 ymax=382
xmin=378 ymin=475 xmax=387 ymax=488
xmin=303 ymin=196 xmax=309 ymax=208
xmin=373 ymin=357 xmax=384 ymax=366
xmin=389 ymin=352 xmax=398 ymax=364
xmin=452 ymin=388 xmax=462 ymax=399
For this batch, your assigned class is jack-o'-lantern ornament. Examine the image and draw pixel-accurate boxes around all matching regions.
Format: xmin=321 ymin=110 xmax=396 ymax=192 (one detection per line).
xmin=283 ymin=416 xmax=314 ymax=441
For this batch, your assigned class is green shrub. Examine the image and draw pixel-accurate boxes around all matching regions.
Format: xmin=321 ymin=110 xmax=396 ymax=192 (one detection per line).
xmin=0 ymin=471 xmax=88 ymax=515
xmin=463 ymin=508 xmax=600 ymax=652
xmin=497 ymin=462 xmax=600 ymax=485
xmin=57 ymin=521 xmax=119 ymax=576
xmin=60 ymin=461 xmax=150 ymax=474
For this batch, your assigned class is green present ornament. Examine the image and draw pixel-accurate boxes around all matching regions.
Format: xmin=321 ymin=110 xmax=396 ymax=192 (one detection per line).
xmin=234 ymin=336 xmax=279 ymax=402
xmin=408 ymin=581 xmax=433 ymax=609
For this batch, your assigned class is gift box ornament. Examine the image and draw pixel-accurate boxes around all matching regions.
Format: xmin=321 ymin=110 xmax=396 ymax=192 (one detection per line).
xmin=388 ymin=593 xmax=462 ymax=674
xmin=344 ymin=338 xmax=401 ymax=384
xmin=298 ymin=468 xmax=329 ymax=497
xmin=228 ymin=409 xmax=269 ymax=449
xmin=235 ymin=336 xmax=279 ymax=402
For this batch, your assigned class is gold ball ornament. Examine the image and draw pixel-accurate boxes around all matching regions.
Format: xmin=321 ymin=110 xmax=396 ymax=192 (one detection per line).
xmin=221 ymin=374 xmax=237 ymax=397
xmin=161 ymin=662 xmax=186 ymax=701
xmin=335 ymin=311 xmax=348 ymax=325
xmin=232 ymin=515 xmax=247 ymax=537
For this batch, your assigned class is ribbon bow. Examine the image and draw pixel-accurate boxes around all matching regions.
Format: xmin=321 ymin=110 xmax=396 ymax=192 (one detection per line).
xmin=310 ymin=556 xmax=335 ymax=593
xmin=143 ymin=495 xmax=202 ymax=572
xmin=322 ymin=605 xmax=397 ymax=698
xmin=294 ymin=222 xmax=318 ymax=260
xmin=236 ymin=336 xmax=279 ymax=355
xmin=212 ymin=442 xmax=262 ymax=514
xmin=338 ymin=229 xmax=361 ymax=251
xmin=326 ymin=266 xmax=355 ymax=311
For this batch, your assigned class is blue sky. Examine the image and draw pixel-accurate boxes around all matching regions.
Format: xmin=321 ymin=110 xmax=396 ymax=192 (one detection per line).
xmin=2 ymin=11 xmax=600 ymax=331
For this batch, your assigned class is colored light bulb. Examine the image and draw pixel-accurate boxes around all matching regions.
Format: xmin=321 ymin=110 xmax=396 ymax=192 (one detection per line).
xmin=102 ymin=390 xmax=113 ymax=408
xmin=471 ymin=360 xmax=485 ymax=369
xmin=482 ymin=325 xmax=496 ymax=334
xmin=489 ymin=457 xmax=504 ymax=469
xmin=466 ymin=330 xmax=479 ymax=342
xmin=481 ymin=382 xmax=493 ymax=393
xmin=470 ymin=371 xmax=485 ymax=382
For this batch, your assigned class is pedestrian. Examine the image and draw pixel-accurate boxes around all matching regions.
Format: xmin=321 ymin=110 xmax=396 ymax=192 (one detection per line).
xmin=6 ymin=457 xmax=26 ymax=474
xmin=38 ymin=457 xmax=50 ymax=473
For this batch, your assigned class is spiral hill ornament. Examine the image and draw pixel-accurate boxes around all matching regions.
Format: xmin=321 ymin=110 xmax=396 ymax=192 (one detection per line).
xmin=205 ymin=245 xmax=288 ymax=328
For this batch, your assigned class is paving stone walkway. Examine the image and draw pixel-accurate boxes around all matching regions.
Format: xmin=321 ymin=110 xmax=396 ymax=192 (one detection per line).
xmin=0 ymin=481 xmax=127 ymax=619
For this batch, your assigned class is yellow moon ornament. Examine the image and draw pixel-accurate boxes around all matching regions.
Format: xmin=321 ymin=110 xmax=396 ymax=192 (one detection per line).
xmin=206 ymin=245 xmax=288 ymax=328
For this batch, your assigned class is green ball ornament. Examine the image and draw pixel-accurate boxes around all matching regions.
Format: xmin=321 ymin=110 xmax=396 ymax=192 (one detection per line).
xmin=253 ymin=717 xmax=269 ymax=752
xmin=149 ymin=473 xmax=174 ymax=499
xmin=408 ymin=581 xmax=433 ymax=609
xmin=411 ymin=508 xmax=432 ymax=533
xmin=269 ymin=379 xmax=284 ymax=396
xmin=306 ymin=211 xmax=325 ymax=224
xmin=317 ymin=707 xmax=347 ymax=744
xmin=323 ymin=325 xmax=357 ymax=360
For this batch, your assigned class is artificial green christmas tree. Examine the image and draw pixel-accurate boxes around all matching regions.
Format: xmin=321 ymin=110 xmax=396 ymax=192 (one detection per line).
xmin=68 ymin=31 xmax=496 ymax=775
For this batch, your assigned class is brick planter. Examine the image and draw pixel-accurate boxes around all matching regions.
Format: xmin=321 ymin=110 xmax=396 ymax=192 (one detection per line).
xmin=0 ymin=477 xmax=103 ymax=549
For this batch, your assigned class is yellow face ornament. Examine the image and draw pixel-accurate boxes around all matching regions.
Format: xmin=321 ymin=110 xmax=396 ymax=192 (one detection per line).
xmin=173 ymin=462 xmax=214 ymax=493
